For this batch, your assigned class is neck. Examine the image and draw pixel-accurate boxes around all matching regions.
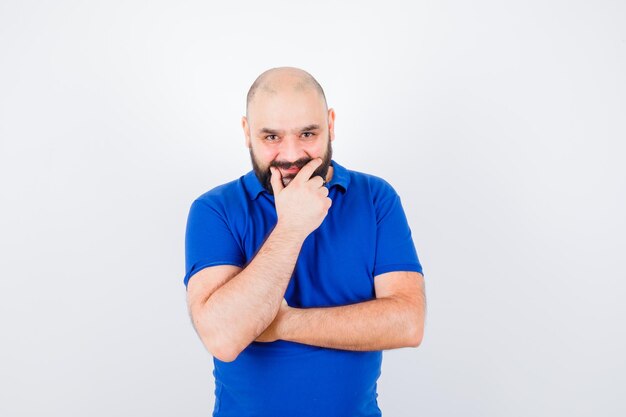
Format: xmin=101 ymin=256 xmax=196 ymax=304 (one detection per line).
xmin=325 ymin=165 xmax=334 ymax=183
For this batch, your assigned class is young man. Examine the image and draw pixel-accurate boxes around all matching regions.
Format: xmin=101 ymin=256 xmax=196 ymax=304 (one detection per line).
xmin=184 ymin=66 xmax=426 ymax=417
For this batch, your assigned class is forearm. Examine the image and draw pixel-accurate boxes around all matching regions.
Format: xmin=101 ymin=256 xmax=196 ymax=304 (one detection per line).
xmin=203 ymin=222 xmax=306 ymax=359
xmin=279 ymin=297 xmax=422 ymax=351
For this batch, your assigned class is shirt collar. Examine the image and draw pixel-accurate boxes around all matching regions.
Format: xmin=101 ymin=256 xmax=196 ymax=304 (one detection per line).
xmin=243 ymin=159 xmax=350 ymax=201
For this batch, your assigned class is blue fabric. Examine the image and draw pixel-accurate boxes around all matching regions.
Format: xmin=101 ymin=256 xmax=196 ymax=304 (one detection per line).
xmin=184 ymin=159 xmax=423 ymax=417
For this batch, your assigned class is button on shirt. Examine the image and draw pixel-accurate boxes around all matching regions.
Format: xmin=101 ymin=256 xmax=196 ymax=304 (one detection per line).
xmin=184 ymin=159 xmax=424 ymax=417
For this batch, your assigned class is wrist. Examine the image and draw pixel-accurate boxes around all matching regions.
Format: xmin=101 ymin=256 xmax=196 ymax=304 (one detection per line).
xmin=277 ymin=306 xmax=298 ymax=341
xmin=273 ymin=221 xmax=309 ymax=243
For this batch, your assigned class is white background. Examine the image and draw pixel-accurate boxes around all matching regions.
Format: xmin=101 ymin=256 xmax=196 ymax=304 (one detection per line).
xmin=1 ymin=1 xmax=625 ymax=416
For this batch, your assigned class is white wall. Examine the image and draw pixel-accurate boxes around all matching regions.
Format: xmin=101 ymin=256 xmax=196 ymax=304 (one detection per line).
xmin=1 ymin=1 xmax=624 ymax=416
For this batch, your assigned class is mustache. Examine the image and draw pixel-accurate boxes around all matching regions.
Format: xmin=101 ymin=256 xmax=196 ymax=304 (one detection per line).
xmin=270 ymin=158 xmax=312 ymax=170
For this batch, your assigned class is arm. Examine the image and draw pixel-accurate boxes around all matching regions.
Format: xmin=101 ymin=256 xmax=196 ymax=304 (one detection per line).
xmin=257 ymin=271 xmax=426 ymax=351
xmin=191 ymin=223 xmax=306 ymax=362
xmin=282 ymin=297 xmax=420 ymax=351
xmin=188 ymin=158 xmax=330 ymax=362
xmin=256 ymin=178 xmax=426 ymax=350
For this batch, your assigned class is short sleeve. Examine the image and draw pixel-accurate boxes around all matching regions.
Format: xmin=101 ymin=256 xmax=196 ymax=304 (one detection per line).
xmin=183 ymin=198 xmax=245 ymax=289
xmin=373 ymin=183 xmax=424 ymax=278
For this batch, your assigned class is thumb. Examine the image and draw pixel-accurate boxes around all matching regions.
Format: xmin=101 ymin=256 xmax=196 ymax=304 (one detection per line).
xmin=269 ymin=166 xmax=284 ymax=194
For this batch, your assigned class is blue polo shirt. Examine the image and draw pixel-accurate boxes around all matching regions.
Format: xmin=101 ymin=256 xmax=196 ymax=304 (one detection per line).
xmin=184 ymin=159 xmax=423 ymax=417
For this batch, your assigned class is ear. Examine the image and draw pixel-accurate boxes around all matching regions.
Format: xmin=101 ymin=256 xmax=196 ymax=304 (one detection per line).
xmin=242 ymin=116 xmax=251 ymax=148
xmin=327 ymin=108 xmax=336 ymax=142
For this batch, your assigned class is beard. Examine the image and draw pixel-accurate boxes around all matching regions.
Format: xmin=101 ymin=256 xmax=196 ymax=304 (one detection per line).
xmin=249 ymin=137 xmax=333 ymax=195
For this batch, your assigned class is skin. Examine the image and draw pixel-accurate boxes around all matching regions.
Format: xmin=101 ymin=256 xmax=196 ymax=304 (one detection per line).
xmin=187 ymin=158 xmax=331 ymax=362
xmin=242 ymin=68 xmax=425 ymax=349
xmin=241 ymin=67 xmax=336 ymax=192
xmin=186 ymin=67 xmax=426 ymax=362
xmin=239 ymin=67 xmax=333 ymax=340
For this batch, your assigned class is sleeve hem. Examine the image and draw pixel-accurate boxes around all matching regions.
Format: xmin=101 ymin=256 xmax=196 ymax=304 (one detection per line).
xmin=184 ymin=261 xmax=244 ymax=289
xmin=373 ymin=263 xmax=423 ymax=277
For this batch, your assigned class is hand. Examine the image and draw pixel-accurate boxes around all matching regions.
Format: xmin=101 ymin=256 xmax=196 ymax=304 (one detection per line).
xmin=270 ymin=158 xmax=332 ymax=238
xmin=255 ymin=298 xmax=291 ymax=343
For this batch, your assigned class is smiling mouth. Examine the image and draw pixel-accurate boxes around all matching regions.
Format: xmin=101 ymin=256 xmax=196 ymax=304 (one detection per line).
xmin=282 ymin=167 xmax=300 ymax=173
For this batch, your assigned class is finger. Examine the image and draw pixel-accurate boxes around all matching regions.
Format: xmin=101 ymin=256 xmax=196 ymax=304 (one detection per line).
xmin=293 ymin=157 xmax=323 ymax=185
xmin=307 ymin=175 xmax=325 ymax=189
xmin=317 ymin=186 xmax=329 ymax=197
xmin=269 ymin=166 xmax=284 ymax=194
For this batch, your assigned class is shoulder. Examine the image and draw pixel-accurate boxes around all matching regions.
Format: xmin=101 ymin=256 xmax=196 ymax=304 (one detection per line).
xmin=189 ymin=176 xmax=246 ymax=215
xmin=345 ymin=167 xmax=399 ymax=200
xmin=343 ymin=167 xmax=402 ymax=222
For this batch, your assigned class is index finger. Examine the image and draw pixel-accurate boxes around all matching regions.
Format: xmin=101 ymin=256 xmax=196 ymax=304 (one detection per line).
xmin=292 ymin=157 xmax=323 ymax=184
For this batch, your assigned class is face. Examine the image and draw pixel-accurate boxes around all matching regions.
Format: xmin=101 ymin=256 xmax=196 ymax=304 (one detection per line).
xmin=242 ymin=88 xmax=336 ymax=195
xmin=249 ymin=135 xmax=333 ymax=194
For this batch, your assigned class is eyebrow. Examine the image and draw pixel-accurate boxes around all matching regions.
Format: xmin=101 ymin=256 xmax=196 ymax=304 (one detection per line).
xmin=258 ymin=124 xmax=321 ymax=135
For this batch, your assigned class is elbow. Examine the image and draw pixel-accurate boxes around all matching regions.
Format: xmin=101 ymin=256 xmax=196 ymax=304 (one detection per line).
xmin=407 ymin=333 xmax=423 ymax=348
xmin=406 ymin=318 xmax=425 ymax=348
xmin=193 ymin=307 xmax=246 ymax=362
xmin=211 ymin=343 xmax=241 ymax=363
xmin=407 ymin=331 xmax=423 ymax=348
xmin=200 ymin=332 xmax=245 ymax=363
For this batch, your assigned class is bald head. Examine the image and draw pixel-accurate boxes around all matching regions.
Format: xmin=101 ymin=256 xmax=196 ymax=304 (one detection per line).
xmin=246 ymin=67 xmax=327 ymax=119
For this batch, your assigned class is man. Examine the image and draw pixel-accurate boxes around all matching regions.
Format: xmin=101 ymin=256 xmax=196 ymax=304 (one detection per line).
xmin=184 ymin=66 xmax=426 ymax=417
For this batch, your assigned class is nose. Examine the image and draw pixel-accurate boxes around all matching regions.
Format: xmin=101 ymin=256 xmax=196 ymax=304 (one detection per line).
xmin=278 ymin=136 xmax=307 ymax=164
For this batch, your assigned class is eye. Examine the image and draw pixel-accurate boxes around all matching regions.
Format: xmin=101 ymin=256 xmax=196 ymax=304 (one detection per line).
xmin=265 ymin=135 xmax=278 ymax=141
xmin=302 ymin=132 xmax=315 ymax=138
